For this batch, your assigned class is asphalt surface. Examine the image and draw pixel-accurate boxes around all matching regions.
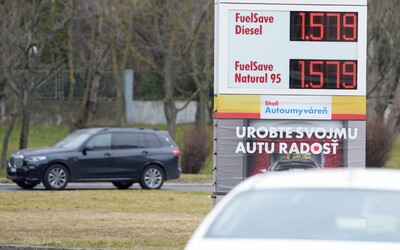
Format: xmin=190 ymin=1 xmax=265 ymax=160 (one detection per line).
xmin=0 ymin=181 xmax=213 ymax=192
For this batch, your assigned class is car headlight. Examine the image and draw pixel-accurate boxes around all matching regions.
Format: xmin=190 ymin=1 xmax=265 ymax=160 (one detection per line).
xmin=25 ymin=156 xmax=47 ymax=162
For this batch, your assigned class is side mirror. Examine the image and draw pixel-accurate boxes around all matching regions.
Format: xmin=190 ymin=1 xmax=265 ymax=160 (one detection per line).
xmin=82 ymin=145 xmax=94 ymax=155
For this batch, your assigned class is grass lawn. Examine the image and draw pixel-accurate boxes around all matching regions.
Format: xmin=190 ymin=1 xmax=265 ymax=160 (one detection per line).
xmin=385 ymin=138 xmax=400 ymax=168
xmin=0 ymin=190 xmax=212 ymax=249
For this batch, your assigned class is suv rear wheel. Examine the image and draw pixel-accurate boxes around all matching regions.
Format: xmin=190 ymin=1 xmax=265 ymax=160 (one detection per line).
xmin=112 ymin=181 xmax=134 ymax=189
xmin=140 ymin=165 xmax=164 ymax=189
xmin=43 ymin=164 xmax=69 ymax=190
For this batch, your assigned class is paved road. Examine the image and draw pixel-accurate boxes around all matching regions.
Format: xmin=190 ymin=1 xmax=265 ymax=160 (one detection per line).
xmin=0 ymin=182 xmax=213 ymax=192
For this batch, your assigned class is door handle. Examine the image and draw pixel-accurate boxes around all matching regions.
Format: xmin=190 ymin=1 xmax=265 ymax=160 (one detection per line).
xmin=141 ymin=150 xmax=148 ymax=154
xmin=104 ymin=152 xmax=111 ymax=157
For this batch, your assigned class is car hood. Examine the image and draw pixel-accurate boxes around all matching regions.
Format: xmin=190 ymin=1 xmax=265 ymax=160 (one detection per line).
xmin=185 ymin=238 xmax=400 ymax=250
xmin=12 ymin=147 xmax=74 ymax=157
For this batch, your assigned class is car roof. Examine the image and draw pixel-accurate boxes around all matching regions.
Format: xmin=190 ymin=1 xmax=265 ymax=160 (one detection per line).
xmin=239 ymin=168 xmax=400 ymax=192
xmin=185 ymin=168 xmax=400 ymax=250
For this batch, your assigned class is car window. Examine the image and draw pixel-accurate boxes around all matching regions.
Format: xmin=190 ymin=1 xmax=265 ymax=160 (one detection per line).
xmin=113 ymin=132 xmax=147 ymax=149
xmin=206 ymin=189 xmax=400 ymax=242
xmin=144 ymin=133 xmax=162 ymax=148
xmin=159 ymin=131 xmax=177 ymax=147
xmin=86 ymin=134 xmax=112 ymax=150
xmin=53 ymin=131 xmax=92 ymax=148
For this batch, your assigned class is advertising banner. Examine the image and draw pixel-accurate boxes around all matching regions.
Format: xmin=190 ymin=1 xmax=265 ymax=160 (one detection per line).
xmin=214 ymin=94 xmax=366 ymax=120
xmin=214 ymin=119 xmax=366 ymax=193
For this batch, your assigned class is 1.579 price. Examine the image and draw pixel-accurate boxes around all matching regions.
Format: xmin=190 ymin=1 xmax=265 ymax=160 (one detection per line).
xmin=290 ymin=11 xmax=358 ymax=42
xmin=289 ymin=59 xmax=357 ymax=90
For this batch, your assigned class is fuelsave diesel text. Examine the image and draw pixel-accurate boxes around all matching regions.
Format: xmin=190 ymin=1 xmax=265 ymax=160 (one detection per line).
xmin=235 ymin=12 xmax=274 ymax=35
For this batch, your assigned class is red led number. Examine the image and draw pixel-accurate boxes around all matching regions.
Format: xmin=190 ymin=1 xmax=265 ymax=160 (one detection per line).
xmin=309 ymin=61 xmax=323 ymax=88
xmin=343 ymin=14 xmax=357 ymax=41
xmin=326 ymin=61 xmax=340 ymax=88
xmin=342 ymin=62 xmax=357 ymax=88
xmin=299 ymin=12 xmax=306 ymax=40
xmin=309 ymin=13 xmax=324 ymax=41
xmin=327 ymin=13 xmax=341 ymax=40
xmin=291 ymin=60 xmax=357 ymax=90
xmin=291 ymin=12 xmax=358 ymax=42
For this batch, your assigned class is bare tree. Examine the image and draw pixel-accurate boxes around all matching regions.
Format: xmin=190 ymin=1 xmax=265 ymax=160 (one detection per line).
xmin=1 ymin=98 xmax=17 ymax=171
xmin=367 ymin=1 xmax=400 ymax=125
xmin=69 ymin=1 xmax=113 ymax=129
xmin=106 ymin=0 xmax=134 ymax=126
xmin=366 ymin=0 xmax=400 ymax=166
xmin=0 ymin=77 xmax=7 ymax=124
xmin=185 ymin=1 xmax=214 ymax=127
xmin=131 ymin=0 xmax=211 ymax=138
xmin=0 ymin=1 xmax=70 ymax=149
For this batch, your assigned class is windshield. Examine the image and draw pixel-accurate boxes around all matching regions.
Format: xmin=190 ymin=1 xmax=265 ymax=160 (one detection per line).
xmin=206 ymin=189 xmax=400 ymax=242
xmin=52 ymin=130 xmax=92 ymax=148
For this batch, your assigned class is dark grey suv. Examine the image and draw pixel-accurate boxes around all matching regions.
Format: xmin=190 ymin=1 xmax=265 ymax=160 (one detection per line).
xmin=7 ymin=127 xmax=181 ymax=190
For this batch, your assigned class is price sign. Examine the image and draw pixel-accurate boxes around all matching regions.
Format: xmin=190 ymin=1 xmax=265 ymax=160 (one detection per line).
xmin=213 ymin=0 xmax=367 ymax=201
xmin=215 ymin=0 xmax=367 ymax=96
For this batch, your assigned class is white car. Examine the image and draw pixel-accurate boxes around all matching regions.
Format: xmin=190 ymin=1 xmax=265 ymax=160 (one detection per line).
xmin=185 ymin=168 xmax=400 ymax=250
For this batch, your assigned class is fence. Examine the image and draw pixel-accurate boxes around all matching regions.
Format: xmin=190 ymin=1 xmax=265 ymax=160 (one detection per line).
xmin=4 ymin=70 xmax=203 ymax=125
xmin=35 ymin=71 xmax=117 ymax=100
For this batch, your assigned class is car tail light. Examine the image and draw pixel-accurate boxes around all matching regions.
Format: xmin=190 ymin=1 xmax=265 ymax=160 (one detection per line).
xmin=172 ymin=150 xmax=180 ymax=156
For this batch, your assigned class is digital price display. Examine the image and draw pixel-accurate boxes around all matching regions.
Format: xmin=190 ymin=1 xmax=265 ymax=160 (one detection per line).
xmin=290 ymin=11 xmax=358 ymax=42
xmin=290 ymin=59 xmax=357 ymax=89
xmin=215 ymin=0 xmax=367 ymax=96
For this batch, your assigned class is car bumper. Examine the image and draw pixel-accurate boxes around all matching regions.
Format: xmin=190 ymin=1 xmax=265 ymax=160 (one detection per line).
xmin=165 ymin=166 xmax=181 ymax=181
xmin=7 ymin=164 xmax=41 ymax=183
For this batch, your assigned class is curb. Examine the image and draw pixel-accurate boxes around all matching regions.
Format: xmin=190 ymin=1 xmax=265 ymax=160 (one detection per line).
xmin=0 ymin=178 xmax=213 ymax=185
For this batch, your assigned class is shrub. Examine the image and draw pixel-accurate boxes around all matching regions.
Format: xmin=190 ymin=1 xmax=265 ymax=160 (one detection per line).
xmin=180 ymin=125 xmax=212 ymax=174
xmin=366 ymin=118 xmax=397 ymax=167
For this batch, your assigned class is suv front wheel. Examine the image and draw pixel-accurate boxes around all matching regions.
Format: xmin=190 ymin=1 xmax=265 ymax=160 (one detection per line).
xmin=43 ymin=164 xmax=69 ymax=190
xmin=15 ymin=180 xmax=39 ymax=190
xmin=112 ymin=181 xmax=134 ymax=189
xmin=140 ymin=165 xmax=164 ymax=190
